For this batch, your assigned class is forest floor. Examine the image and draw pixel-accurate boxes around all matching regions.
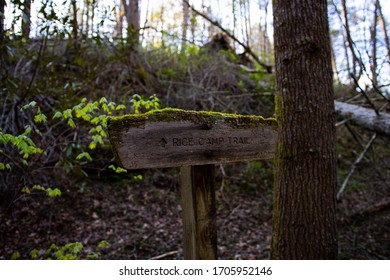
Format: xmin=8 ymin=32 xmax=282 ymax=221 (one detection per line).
xmin=1 ymin=125 xmax=390 ymax=260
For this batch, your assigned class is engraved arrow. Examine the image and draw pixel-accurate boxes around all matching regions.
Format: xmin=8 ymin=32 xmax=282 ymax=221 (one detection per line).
xmin=159 ymin=137 xmax=168 ymax=147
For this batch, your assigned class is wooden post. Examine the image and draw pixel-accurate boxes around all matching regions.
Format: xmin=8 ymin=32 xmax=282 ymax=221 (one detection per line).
xmin=181 ymin=165 xmax=217 ymax=259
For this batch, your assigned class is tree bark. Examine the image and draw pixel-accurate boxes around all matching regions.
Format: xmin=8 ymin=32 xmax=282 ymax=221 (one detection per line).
xmin=0 ymin=0 xmax=4 ymax=40
xmin=271 ymin=0 xmax=338 ymax=259
xmin=71 ymin=0 xmax=79 ymax=49
xmin=122 ymin=0 xmax=140 ymax=48
xmin=85 ymin=0 xmax=90 ymax=36
xmin=0 ymin=0 xmax=5 ymax=72
xmin=22 ymin=0 xmax=31 ymax=39
xmin=370 ymin=1 xmax=378 ymax=86
xmin=181 ymin=0 xmax=190 ymax=53
xmin=376 ymin=0 xmax=390 ymax=65
xmin=114 ymin=0 xmax=125 ymax=39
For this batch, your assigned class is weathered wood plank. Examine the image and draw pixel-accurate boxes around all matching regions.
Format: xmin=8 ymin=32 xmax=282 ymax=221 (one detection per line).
xmin=180 ymin=165 xmax=217 ymax=259
xmin=108 ymin=108 xmax=277 ymax=170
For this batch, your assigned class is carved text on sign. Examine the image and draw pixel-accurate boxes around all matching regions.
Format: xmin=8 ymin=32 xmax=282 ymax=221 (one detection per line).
xmin=170 ymin=136 xmax=251 ymax=147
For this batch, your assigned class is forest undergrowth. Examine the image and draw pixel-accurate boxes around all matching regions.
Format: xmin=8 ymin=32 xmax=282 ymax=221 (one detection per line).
xmin=1 ymin=38 xmax=389 ymax=259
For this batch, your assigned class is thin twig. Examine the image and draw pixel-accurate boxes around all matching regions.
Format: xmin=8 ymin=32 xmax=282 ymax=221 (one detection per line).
xmin=149 ymin=250 xmax=179 ymax=260
xmin=337 ymin=133 xmax=377 ymax=199
xmin=335 ymin=118 xmax=350 ymax=128
xmin=14 ymin=37 xmax=47 ymax=133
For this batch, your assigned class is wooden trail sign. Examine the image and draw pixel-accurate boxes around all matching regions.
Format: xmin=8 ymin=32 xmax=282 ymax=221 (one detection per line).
xmin=108 ymin=108 xmax=277 ymax=169
xmin=108 ymin=108 xmax=278 ymax=259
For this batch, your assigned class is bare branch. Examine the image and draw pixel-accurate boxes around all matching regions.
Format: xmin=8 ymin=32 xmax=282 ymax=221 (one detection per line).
xmin=337 ymin=133 xmax=377 ymax=200
xmin=183 ymin=0 xmax=273 ymax=73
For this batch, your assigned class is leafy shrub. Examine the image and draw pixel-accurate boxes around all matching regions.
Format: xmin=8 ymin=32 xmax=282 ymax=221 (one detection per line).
xmin=15 ymin=240 xmax=111 ymax=260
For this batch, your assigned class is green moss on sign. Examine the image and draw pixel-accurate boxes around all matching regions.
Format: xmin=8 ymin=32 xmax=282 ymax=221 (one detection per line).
xmin=108 ymin=108 xmax=277 ymax=131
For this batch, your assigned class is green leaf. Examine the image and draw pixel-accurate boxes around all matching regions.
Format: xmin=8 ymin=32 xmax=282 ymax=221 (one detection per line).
xmin=32 ymin=184 xmax=45 ymax=191
xmin=87 ymin=252 xmax=100 ymax=259
xmin=99 ymin=97 xmax=108 ymax=104
xmin=98 ymin=240 xmax=110 ymax=248
xmin=115 ymin=104 xmax=126 ymax=110
xmin=116 ymin=166 xmax=127 ymax=173
xmin=99 ymin=130 xmax=107 ymax=138
xmin=92 ymin=135 xmax=104 ymax=145
xmin=76 ymin=152 xmax=93 ymax=161
xmin=82 ymin=113 xmax=92 ymax=122
xmin=91 ymin=117 xmax=100 ymax=125
xmin=67 ymin=118 xmax=76 ymax=128
xmin=11 ymin=251 xmax=21 ymax=260
xmin=55 ymin=250 xmax=64 ymax=260
xmin=30 ymin=249 xmax=40 ymax=259
xmin=46 ymin=188 xmax=62 ymax=198
xmin=88 ymin=141 xmax=97 ymax=150
xmin=34 ymin=113 xmax=48 ymax=123
xmin=108 ymin=164 xmax=127 ymax=173
xmin=63 ymin=109 xmax=72 ymax=120
xmin=21 ymin=101 xmax=37 ymax=111
xmin=21 ymin=187 xmax=31 ymax=194
xmin=65 ymin=242 xmax=83 ymax=254
xmin=101 ymin=103 xmax=110 ymax=113
xmin=24 ymin=125 xmax=32 ymax=134
xmin=95 ymin=125 xmax=103 ymax=133
xmin=74 ymin=109 xmax=83 ymax=118
xmin=132 ymin=174 xmax=143 ymax=182
xmin=107 ymin=102 xmax=116 ymax=110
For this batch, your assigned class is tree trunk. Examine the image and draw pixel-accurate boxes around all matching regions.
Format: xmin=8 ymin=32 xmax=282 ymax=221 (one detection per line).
xmin=114 ymin=0 xmax=125 ymax=39
xmin=85 ymin=0 xmax=90 ymax=36
xmin=22 ymin=0 xmax=31 ymax=39
xmin=377 ymin=0 xmax=390 ymax=65
xmin=0 ymin=0 xmax=5 ymax=71
xmin=122 ymin=0 xmax=140 ymax=48
xmin=71 ymin=0 xmax=79 ymax=49
xmin=181 ymin=0 xmax=190 ymax=53
xmin=271 ymin=0 xmax=338 ymax=259
xmin=91 ymin=0 xmax=96 ymax=35
xmin=0 ymin=0 xmax=4 ymax=40
xmin=370 ymin=1 xmax=378 ymax=86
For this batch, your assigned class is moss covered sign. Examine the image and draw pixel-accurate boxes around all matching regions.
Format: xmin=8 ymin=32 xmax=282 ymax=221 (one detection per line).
xmin=107 ymin=108 xmax=278 ymax=169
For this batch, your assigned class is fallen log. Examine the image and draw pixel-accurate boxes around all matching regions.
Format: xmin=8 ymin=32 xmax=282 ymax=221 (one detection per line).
xmin=334 ymin=101 xmax=390 ymax=137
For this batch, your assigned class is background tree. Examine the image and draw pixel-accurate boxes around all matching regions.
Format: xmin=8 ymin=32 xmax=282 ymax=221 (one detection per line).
xmin=376 ymin=0 xmax=390 ymax=65
xmin=21 ymin=0 xmax=31 ymax=39
xmin=70 ymin=0 xmax=79 ymax=49
xmin=114 ymin=0 xmax=125 ymax=39
xmin=122 ymin=0 xmax=140 ymax=47
xmin=271 ymin=0 xmax=338 ymax=259
xmin=0 ymin=0 xmax=5 ymax=72
xmin=181 ymin=0 xmax=189 ymax=52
